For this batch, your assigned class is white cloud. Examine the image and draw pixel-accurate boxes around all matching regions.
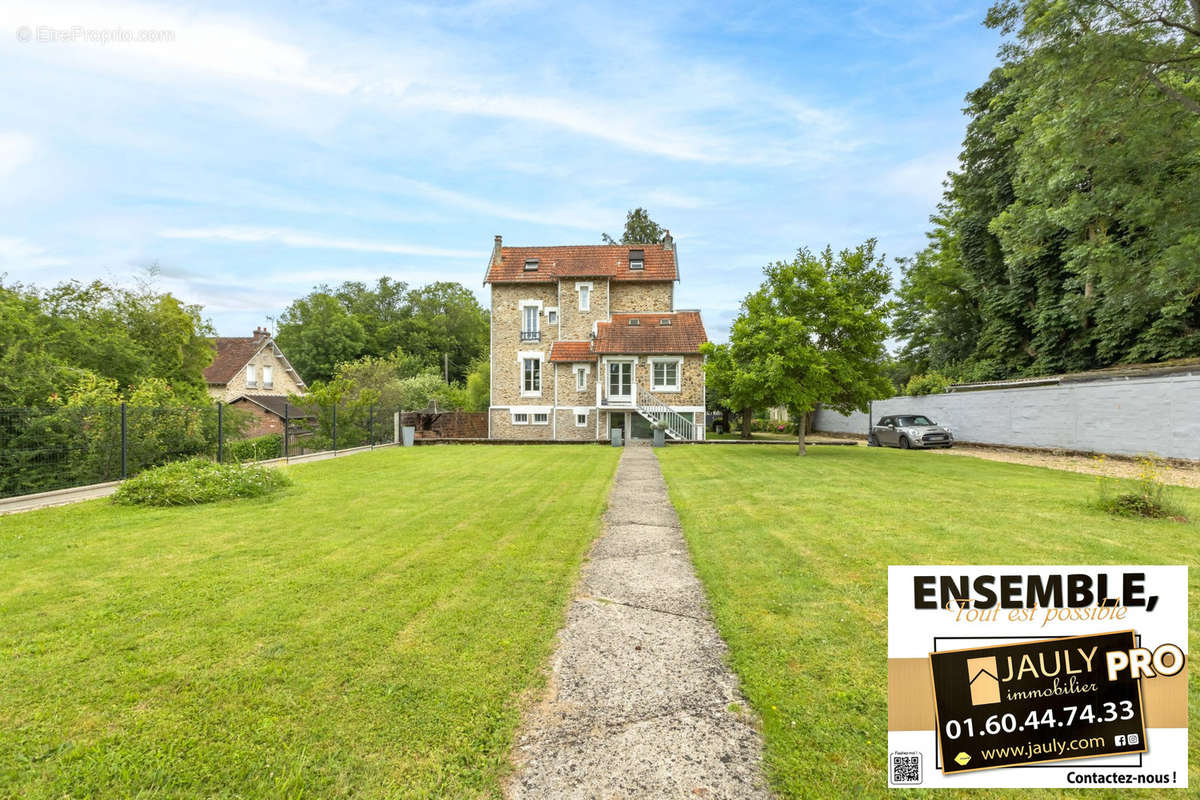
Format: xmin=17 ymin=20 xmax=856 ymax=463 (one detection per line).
xmin=386 ymin=177 xmax=614 ymax=231
xmin=0 ymin=0 xmax=355 ymax=94
xmin=0 ymin=131 xmax=37 ymax=178
xmin=0 ymin=235 xmax=68 ymax=269
xmin=157 ymin=226 xmax=483 ymax=259
xmin=2 ymin=0 xmax=854 ymax=167
xmin=876 ymin=149 xmax=957 ymax=205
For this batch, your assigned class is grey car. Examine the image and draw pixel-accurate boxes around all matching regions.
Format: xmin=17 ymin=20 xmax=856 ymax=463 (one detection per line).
xmin=868 ymin=414 xmax=954 ymax=449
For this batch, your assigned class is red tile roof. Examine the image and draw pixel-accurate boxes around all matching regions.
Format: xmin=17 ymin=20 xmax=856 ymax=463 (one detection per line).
xmin=549 ymin=341 xmax=595 ymax=362
xmin=594 ymin=312 xmax=707 ymax=354
xmin=204 ymin=333 xmax=271 ymax=384
xmin=485 ymin=242 xmax=678 ymax=283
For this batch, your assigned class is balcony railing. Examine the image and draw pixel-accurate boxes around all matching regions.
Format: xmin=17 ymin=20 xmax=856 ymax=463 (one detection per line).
xmin=519 ymin=330 xmax=541 ymax=342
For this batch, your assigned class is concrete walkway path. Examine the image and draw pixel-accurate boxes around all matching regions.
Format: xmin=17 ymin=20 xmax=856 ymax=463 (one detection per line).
xmin=507 ymin=444 xmax=772 ymax=799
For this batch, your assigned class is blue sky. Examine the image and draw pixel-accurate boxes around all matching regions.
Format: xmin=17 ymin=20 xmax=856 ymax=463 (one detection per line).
xmin=0 ymin=0 xmax=1002 ymax=343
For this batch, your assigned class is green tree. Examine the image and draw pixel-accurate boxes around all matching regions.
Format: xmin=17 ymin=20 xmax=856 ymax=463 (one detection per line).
xmin=274 ymin=293 xmax=367 ymax=383
xmin=398 ymin=282 xmax=489 ymax=383
xmin=700 ymin=343 xmax=762 ymax=439
xmin=711 ymin=241 xmax=894 ymax=454
xmin=0 ymin=278 xmax=214 ymax=406
xmin=602 ymin=208 xmax=667 ymax=245
xmin=274 ymin=280 xmax=487 ymax=384
xmin=463 ymin=357 xmax=490 ymax=413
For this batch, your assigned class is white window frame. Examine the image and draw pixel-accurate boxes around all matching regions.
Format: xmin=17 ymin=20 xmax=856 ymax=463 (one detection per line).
xmin=512 ymin=412 xmax=530 ymax=425
xmin=261 ymin=364 xmax=274 ymax=389
xmin=574 ymin=409 xmax=588 ymax=427
xmin=519 ymin=299 xmax=542 ymax=341
xmin=518 ymin=350 xmax=543 ymax=397
xmin=575 ymin=281 xmax=593 ymax=312
xmin=546 ymin=307 xmax=558 ymax=325
xmin=603 ymin=356 xmax=636 ymax=400
xmin=649 ymin=357 xmax=682 ymax=393
xmin=574 ymin=363 xmax=591 ymax=392
xmin=245 ymin=364 xmax=257 ymax=388
xmin=532 ymin=412 xmax=549 ymax=425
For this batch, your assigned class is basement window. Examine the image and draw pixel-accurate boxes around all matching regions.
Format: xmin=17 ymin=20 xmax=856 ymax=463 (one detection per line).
xmin=659 ymin=318 xmax=672 ymax=326
xmin=575 ymin=412 xmax=588 ymax=427
xmin=628 ymin=249 xmax=644 ymax=270
xmin=533 ymin=412 xmax=549 ymax=425
xmin=628 ymin=318 xmax=641 ymax=326
xmin=524 ymin=259 xmax=539 ymax=271
xmin=512 ymin=412 xmax=529 ymax=425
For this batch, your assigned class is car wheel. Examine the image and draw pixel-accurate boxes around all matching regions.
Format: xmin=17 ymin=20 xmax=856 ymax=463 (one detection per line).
xmin=898 ymin=435 xmax=911 ymax=450
xmin=867 ymin=434 xmax=879 ymax=447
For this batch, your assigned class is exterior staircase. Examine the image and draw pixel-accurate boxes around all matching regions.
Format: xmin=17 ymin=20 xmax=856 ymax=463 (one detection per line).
xmin=635 ymin=385 xmax=695 ymax=440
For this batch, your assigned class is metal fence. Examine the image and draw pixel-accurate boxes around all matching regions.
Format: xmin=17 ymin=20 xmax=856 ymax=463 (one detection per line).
xmin=0 ymin=401 xmax=408 ymax=500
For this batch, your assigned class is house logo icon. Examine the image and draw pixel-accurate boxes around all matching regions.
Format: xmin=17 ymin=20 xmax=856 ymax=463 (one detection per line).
xmin=967 ymin=656 xmax=1001 ymax=705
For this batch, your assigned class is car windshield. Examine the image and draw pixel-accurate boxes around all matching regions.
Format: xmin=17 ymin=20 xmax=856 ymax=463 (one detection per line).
xmin=896 ymin=415 xmax=934 ymax=426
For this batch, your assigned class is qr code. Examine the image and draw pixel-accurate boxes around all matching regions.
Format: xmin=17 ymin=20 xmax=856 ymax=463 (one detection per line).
xmin=890 ymin=751 xmax=922 ymax=785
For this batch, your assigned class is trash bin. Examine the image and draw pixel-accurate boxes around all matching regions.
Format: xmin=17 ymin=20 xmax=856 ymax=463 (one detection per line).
xmin=653 ymin=428 xmax=665 ymax=447
xmin=610 ymin=429 xmax=623 ymax=447
xmin=401 ymin=426 xmax=416 ymax=447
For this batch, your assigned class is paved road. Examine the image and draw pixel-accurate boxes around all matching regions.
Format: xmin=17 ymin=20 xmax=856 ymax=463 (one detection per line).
xmin=507 ymin=444 xmax=772 ymax=799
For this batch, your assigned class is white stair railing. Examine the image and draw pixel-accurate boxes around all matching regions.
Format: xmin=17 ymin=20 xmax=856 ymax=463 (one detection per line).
xmin=635 ymin=384 xmax=694 ymax=440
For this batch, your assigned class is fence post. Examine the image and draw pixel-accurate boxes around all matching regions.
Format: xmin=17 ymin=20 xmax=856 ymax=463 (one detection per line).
xmin=120 ymin=402 xmax=127 ymax=479
xmin=369 ymin=405 xmax=375 ymax=449
xmin=332 ymin=403 xmax=338 ymax=453
xmin=217 ymin=402 xmax=224 ymax=463
xmin=283 ymin=403 xmax=289 ymax=460
xmin=394 ymin=410 xmax=400 ymax=444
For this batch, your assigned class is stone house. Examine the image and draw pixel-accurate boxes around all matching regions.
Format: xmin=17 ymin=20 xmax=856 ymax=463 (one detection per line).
xmin=226 ymin=394 xmax=313 ymax=438
xmin=485 ymin=234 xmax=707 ymax=441
xmin=204 ymin=327 xmax=307 ymax=405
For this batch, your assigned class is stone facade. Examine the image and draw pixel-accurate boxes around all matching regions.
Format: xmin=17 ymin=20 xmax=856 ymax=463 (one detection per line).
xmin=490 ymin=283 xmax=558 ymax=408
xmin=487 ymin=238 xmax=704 ymax=441
xmin=208 ymin=342 xmax=305 ymax=403
xmin=610 ymin=281 xmax=673 ymax=312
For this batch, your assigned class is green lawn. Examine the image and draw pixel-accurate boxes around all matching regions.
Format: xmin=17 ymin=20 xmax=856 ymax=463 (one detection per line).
xmin=655 ymin=445 xmax=1200 ymax=799
xmin=706 ymin=430 xmax=799 ymax=441
xmin=0 ymin=445 xmax=619 ymax=799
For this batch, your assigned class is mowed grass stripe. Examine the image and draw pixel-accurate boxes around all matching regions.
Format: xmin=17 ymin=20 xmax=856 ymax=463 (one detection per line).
xmin=0 ymin=445 xmax=619 ymax=799
xmin=656 ymin=445 xmax=1200 ymax=800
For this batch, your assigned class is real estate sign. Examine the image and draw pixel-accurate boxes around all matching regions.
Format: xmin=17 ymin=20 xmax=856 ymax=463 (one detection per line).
xmin=887 ymin=566 xmax=1187 ymax=789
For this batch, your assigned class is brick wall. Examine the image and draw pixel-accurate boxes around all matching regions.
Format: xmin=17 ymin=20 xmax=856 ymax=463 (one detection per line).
xmin=400 ymin=411 xmax=488 ymax=439
xmin=227 ymin=399 xmax=284 ymax=438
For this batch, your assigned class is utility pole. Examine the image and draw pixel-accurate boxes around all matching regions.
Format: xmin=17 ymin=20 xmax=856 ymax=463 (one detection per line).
xmin=444 ymin=352 xmax=449 ymax=383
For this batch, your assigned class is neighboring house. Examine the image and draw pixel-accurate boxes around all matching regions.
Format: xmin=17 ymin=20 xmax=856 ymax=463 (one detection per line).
xmin=227 ymin=394 xmax=313 ymax=438
xmin=484 ymin=234 xmax=707 ymax=441
xmin=204 ymin=327 xmax=307 ymax=404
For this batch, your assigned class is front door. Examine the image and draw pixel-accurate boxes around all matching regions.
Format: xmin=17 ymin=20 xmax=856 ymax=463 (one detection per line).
xmin=607 ymin=361 xmax=633 ymax=402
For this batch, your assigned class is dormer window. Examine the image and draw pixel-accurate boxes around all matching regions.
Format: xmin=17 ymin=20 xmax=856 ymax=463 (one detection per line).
xmin=660 ymin=318 xmax=672 ymax=326
xmin=524 ymin=258 xmax=539 ymax=271
xmin=628 ymin=249 xmax=644 ymax=270
xmin=628 ymin=318 xmax=641 ymax=326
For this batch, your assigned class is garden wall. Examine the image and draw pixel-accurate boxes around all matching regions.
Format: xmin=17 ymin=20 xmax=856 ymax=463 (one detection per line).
xmin=400 ymin=411 xmax=487 ymax=439
xmin=812 ymin=372 xmax=1200 ymax=460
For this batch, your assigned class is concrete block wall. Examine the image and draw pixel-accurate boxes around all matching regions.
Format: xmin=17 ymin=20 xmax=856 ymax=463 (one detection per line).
xmin=811 ymin=373 xmax=1200 ymax=460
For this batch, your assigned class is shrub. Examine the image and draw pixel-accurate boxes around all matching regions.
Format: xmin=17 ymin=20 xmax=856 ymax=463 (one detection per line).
xmin=903 ymin=372 xmax=952 ymax=396
xmin=113 ymin=458 xmax=291 ymax=507
xmin=1095 ymin=455 xmax=1185 ymax=520
xmin=224 ymin=433 xmax=282 ymax=463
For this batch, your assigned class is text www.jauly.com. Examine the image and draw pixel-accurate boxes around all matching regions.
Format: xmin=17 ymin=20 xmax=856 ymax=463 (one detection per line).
xmin=981 ymin=736 xmax=1107 ymax=761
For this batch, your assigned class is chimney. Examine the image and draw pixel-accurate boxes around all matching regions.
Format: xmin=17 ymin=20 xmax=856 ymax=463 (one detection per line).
xmin=254 ymin=326 xmax=270 ymax=339
xmin=662 ymin=229 xmax=673 ymax=251
xmin=492 ymin=234 xmax=503 ymax=265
